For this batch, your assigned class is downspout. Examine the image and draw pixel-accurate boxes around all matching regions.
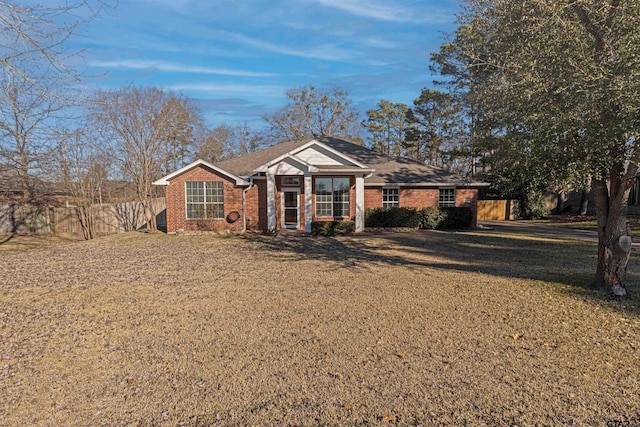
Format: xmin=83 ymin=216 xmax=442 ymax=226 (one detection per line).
xmin=240 ymin=178 xmax=254 ymax=235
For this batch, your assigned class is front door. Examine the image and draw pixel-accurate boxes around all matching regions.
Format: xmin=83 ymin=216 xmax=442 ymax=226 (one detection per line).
xmin=282 ymin=189 xmax=300 ymax=229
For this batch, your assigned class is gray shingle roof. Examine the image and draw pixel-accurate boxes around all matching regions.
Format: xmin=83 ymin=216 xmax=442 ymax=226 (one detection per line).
xmin=215 ymin=136 xmax=485 ymax=187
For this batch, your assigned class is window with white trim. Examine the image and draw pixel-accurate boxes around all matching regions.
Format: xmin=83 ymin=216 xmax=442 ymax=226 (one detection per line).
xmin=438 ymin=188 xmax=456 ymax=207
xmin=315 ymin=177 xmax=350 ymax=217
xmin=382 ymin=188 xmax=399 ymax=208
xmin=186 ymin=181 xmax=224 ymax=219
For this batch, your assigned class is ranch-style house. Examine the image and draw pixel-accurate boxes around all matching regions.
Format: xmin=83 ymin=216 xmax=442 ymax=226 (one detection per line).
xmin=153 ymin=136 xmax=487 ymax=233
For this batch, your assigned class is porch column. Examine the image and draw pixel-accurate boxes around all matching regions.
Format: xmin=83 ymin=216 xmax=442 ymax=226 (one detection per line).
xmin=355 ymin=175 xmax=365 ymax=232
xmin=304 ymin=174 xmax=312 ymax=233
xmin=267 ymin=173 xmax=276 ymax=231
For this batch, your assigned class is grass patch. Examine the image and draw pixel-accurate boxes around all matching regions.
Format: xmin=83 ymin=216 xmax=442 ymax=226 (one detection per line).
xmin=1 ymin=230 xmax=639 ymax=425
xmin=531 ymin=214 xmax=640 ymax=236
xmin=0 ymin=233 xmax=78 ymax=254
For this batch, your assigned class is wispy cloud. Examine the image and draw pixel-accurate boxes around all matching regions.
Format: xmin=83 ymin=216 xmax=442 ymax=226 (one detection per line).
xmin=168 ymin=83 xmax=286 ymax=97
xmin=225 ymin=31 xmax=357 ymax=63
xmin=312 ymin=0 xmax=451 ymax=23
xmin=88 ymin=59 xmax=276 ymax=77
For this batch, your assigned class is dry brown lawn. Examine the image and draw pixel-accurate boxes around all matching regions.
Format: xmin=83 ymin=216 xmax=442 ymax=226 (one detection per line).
xmin=1 ymin=229 xmax=639 ymax=426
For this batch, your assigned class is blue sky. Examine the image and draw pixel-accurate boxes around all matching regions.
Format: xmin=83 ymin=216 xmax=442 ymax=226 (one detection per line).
xmin=71 ymin=0 xmax=461 ymax=132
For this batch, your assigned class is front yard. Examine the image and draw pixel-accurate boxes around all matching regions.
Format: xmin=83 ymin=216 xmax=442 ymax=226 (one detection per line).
xmin=1 ymin=230 xmax=639 ymax=426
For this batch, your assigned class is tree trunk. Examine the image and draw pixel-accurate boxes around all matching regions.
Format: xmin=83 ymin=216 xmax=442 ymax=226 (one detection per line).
xmin=592 ymin=178 xmax=632 ymax=296
xmin=144 ymin=197 xmax=158 ymax=233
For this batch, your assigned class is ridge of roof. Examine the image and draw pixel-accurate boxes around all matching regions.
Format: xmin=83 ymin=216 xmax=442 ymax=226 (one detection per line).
xmin=214 ymin=136 xmax=483 ymax=186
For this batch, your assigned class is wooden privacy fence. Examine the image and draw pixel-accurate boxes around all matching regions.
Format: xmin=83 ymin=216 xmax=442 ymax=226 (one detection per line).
xmin=477 ymin=199 xmax=520 ymax=221
xmin=0 ymin=198 xmax=166 ymax=239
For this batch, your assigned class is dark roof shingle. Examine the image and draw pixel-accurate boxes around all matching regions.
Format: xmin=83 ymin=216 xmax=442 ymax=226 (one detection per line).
xmin=215 ymin=136 xmax=481 ymax=186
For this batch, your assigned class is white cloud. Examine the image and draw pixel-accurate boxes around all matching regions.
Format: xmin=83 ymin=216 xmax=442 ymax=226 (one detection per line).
xmin=226 ymin=32 xmax=355 ymax=62
xmin=362 ymin=37 xmax=398 ymax=49
xmin=168 ymin=83 xmax=286 ymax=97
xmin=312 ymin=0 xmax=450 ymax=23
xmin=88 ymin=59 xmax=276 ymax=77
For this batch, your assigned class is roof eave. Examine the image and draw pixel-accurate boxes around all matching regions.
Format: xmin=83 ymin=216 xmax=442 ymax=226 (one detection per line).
xmin=364 ymin=181 xmax=490 ymax=187
xmin=315 ymin=168 xmax=375 ymax=174
xmin=153 ymin=159 xmax=250 ymax=187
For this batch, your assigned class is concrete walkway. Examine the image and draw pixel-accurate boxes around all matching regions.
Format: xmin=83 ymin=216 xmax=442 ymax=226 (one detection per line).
xmin=478 ymin=220 xmax=639 ymax=247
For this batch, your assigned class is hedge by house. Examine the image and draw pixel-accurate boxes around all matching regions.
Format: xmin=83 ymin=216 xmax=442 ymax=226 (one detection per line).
xmin=365 ymin=206 xmax=473 ymax=230
xmin=363 ymin=207 xmax=422 ymax=228
xmin=311 ymin=221 xmax=355 ymax=236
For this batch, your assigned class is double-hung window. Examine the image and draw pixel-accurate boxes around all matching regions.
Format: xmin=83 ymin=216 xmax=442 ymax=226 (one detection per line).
xmin=186 ymin=181 xmax=224 ymax=219
xmin=315 ymin=177 xmax=350 ymax=217
xmin=438 ymin=188 xmax=456 ymax=208
xmin=382 ymin=188 xmax=399 ymax=208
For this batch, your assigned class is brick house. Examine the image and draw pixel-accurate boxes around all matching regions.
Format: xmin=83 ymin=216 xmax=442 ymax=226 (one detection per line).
xmin=153 ymin=136 xmax=488 ymax=233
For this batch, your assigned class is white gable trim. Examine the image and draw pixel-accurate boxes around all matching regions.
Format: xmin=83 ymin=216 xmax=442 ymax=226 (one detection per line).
xmin=261 ymin=154 xmax=319 ymax=174
xmin=152 ymin=159 xmax=250 ymax=186
xmin=266 ymin=155 xmax=318 ymax=175
xmin=254 ymin=139 xmax=369 ymax=173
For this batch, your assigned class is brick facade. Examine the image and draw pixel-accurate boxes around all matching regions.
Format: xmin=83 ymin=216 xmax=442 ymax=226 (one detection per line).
xmin=164 ymin=166 xmax=480 ymax=232
xmin=400 ymin=187 xmax=440 ymax=208
xmin=363 ymin=186 xmax=479 ymax=227
xmin=455 ymin=187 xmax=479 ymax=228
xmin=165 ymin=165 xmax=246 ymax=233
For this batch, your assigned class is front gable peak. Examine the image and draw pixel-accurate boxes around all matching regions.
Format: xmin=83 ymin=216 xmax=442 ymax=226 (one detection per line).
xmin=153 ymin=159 xmax=250 ymax=186
xmin=254 ymin=139 xmax=369 ymax=173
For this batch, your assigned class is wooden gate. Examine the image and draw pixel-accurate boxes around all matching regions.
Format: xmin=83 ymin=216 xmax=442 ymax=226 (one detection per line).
xmin=477 ymin=200 xmax=510 ymax=221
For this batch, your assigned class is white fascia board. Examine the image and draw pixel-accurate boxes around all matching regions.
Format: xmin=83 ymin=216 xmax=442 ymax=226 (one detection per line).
xmin=296 ymin=139 xmax=370 ymax=169
xmin=255 ymin=153 xmax=318 ymax=173
xmin=253 ymin=139 xmax=370 ymax=172
xmin=152 ymin=159 xmax=250 ymax=186
xmin=315 ymin=168 xmax=375 ymax=174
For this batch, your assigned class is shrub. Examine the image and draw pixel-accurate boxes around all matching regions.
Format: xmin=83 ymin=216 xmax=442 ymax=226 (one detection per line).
xmin=438 ymin=207 xmax=473 ymax=229
xmin=519 ymin=190 xmax=548 ymax=219
xmin=419 ymin=206 xmax=444 ymax=229
xmin=419 ymin=206 xmax=473 ymax=229
xmin=311 ymin=221 xmax=355 ymax=236
xmin=365 ymin=206 xmax=474 ymax=230
xmin=364 ymin=207 xmax=421 ymax=228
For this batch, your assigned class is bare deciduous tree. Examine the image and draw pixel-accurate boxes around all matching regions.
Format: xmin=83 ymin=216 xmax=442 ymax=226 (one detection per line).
xmin=0 ymin=61 xmax=66 ymax=202
xmin=0 ymin=1 xmax=112 ymax=81
xmin=92 ymin=86 xmax=202 ymax=233
xmin=161 ymin=95 xmax=202 ymax=174
xmin=0 ymin=0 xmax=113 ymax=204
xmin=56 ymin=126 xmax=109 ymax=239
xmin=194 ymin=122 xmax=264 ymax=163
xmin=265 ymin=85 xmax=362 ymax=143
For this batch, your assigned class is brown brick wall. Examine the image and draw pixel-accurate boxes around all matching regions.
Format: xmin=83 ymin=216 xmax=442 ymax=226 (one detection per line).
xmin=165 ymin=165 xmax=246 ymax=233
xmin=455 ymin=187 xmax=479 ymax=227
xmin=246 ymin=179 xmax=267 ymax=231
xmin=364 ymin=188 xmax=382 ymax=209
xmin=364 ymin=187 xmax=440 ymax=209
xmin=166 ymin=167 xmax=481 ymax=232
xmin=400 ymin=187 xmax=440 ymax=208
xmin=363 ymin=186 xmax=480 ymax=227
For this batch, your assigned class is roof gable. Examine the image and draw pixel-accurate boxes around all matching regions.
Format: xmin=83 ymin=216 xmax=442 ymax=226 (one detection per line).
xmin=152 ymin=159 xmax=250 ymax=186
xmin=208 ymin=136 xmax=487 ymax=187
xmin=254 ymin=139 xmax=368 ymax=172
